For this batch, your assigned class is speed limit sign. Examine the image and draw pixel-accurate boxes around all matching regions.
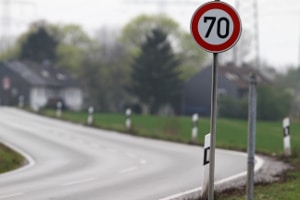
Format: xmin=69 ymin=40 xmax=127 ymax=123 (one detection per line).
xmin=191 ymin=1 xmax=242 ymax=53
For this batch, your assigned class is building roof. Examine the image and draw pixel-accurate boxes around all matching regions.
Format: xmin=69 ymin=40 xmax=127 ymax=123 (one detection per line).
xmin=4 ymin=60 xmax=80 ymax=87
xmin=219 ymin=63 xmax=270 ymax=89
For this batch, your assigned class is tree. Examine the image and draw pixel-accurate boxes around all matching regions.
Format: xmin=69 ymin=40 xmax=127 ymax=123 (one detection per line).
xmin=275 ymin=66 xmax=300 ymax=119
xmin=128 ymin=28 xmax=183 ymax=114
xmin=55 ymin=24 xmax=94 ymax=73
xmin=257 ymin=85 xmax=292 ymax=120
xmin=19 ymin=21 xmax=59 ymax=63
xmin=120 ymin=14 xmax=207 ymax=80
xmin=79 ymin=29 xmax=129 ymax=112
xmin=1 ymin=21 xmax=94 ymax=74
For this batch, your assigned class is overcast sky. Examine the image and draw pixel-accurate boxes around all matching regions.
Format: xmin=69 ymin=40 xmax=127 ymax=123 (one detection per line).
xmin=2 ymin=0 xmax=300 ymax=71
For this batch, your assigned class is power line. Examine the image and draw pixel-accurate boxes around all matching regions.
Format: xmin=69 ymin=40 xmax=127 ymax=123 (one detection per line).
xmin=123 ymin=0 xmax=199 ymax=14
xmin=1 ymin=0 xmax=36 ymax=50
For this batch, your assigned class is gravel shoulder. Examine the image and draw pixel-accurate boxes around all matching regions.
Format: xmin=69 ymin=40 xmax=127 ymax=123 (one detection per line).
xmin=215 ymin=154 xmax=292 ymax=192
xmin=178 ymin=154 xmax=292 ymax=200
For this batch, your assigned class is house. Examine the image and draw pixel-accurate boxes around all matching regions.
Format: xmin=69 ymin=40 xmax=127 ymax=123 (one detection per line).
xmin=0 ymin=60 xmax=83 ymax=111
xmin=182 ymin=63 xmax=270 ymax=116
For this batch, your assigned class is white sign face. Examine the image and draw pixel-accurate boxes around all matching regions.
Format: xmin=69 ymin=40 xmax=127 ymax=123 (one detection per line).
xmin=198 ymin=9 xmax=234 ymax=45
xmin=191 ymin=1 xmax=242 ymax=53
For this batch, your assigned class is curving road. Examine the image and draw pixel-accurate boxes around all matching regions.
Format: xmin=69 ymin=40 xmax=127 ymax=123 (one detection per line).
xmin=0 ymin=107 xmax=256 ymax=200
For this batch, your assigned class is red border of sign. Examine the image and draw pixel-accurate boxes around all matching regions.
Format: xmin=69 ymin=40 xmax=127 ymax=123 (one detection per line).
xmin=191 ymin=1 xmax=242 ymax=53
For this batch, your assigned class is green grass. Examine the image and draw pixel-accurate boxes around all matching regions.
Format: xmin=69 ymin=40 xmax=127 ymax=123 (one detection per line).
xmin=0 ymin=143 xmax=24 ymax=173
xmin=39 ymin=109 xmax=300 ymax=155
xmin=216 ymin=154 xmax=300 ymax=200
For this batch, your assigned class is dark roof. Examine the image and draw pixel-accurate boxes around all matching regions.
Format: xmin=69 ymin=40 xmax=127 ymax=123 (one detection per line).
xmin=4 ymin=60 xmax=80 ymax=87
xmin=219 ymin=63 xmax=270 ymax=89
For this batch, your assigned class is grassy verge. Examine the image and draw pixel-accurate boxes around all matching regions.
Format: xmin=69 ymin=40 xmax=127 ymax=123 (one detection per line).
xmin=0 ymin=143 xmax=24 ymax=173
xmin=39 ymin=109 xmax=300 ymax=155
xmin=216 ymin=153 xmax=300 ymax=200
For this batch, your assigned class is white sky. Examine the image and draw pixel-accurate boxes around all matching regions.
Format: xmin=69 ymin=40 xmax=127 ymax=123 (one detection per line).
xmin=2 ymin=0 xmax=300 ymax=71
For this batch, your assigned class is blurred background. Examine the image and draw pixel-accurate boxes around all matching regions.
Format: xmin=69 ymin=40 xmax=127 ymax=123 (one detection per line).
xmin=0 ymin=0 xmax=299 ymax=120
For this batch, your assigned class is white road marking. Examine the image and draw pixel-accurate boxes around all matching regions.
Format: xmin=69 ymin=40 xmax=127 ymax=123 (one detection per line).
xmin=61 ymin=177 xmax=96 ymax=186
xmin=119 ymin=166 xmax=138 ymax=174
xmin=0 ymin=193 xmax=24 ymax=199
xmin=0 ymin=140 xmax=35 ymax=176
xmin=159 ymin=155 xmax=265 ymax=200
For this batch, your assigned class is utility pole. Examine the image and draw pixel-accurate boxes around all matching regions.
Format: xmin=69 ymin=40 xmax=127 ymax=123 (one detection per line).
xmin=124 ymin=0 xmax=197 ymax=15
xmin=253 ymin=0 xmax=260 ymax=69
xmin=237 ymin=0 xmax=260 ymax=67
xmin=1 ymin=0 xmax=36 ymax=50
xmin=232 ymin=0 xmax=239 ymax=66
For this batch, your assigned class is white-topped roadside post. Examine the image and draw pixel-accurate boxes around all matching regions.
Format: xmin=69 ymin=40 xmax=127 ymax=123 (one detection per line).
xmin=87 ymin=106 xmax=94 ymax=125
xmin=56 ymin=101 xmax=62 ymax=118
xmin=125 ymin=108 xmax=132 ymax=131
xmin=283 ymin=117 xmax=291 ymax=156
xmin=192 ymin=113 xmax=199 ymax=143
xmin=18 ymin=95 xmax=24 ymax=108
xmin=201 ymin=133 xmax=211 ymax=198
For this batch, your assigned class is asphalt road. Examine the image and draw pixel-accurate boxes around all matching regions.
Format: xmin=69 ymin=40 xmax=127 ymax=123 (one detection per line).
xmin=0 ymin=107 xmax=257 ymax=200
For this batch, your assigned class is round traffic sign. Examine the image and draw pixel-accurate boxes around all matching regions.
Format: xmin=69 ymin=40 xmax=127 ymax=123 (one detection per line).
xmin=191 ymin=1 xmax=242 ymax=53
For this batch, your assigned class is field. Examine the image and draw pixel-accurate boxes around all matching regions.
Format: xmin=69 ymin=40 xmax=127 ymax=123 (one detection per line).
xmin=40 ymin=109 xmax=300 ymax=155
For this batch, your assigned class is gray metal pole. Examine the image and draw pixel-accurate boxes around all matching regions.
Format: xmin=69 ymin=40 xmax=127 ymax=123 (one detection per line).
xmin=246 ymin=73 xmax=257 ymax=200
xmin=208 ymin=53 xmax=219 ymax=200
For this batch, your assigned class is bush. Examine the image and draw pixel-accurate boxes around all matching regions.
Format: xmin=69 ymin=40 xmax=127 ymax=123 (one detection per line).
xmin=44 ymin=98 xmax=67 ymax=110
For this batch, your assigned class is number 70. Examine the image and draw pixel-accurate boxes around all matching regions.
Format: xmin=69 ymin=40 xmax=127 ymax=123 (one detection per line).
xmin=204 ymin=16 xmax=230 ymax=39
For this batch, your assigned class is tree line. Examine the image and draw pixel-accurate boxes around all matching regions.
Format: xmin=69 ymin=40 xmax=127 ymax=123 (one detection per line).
xmin=0 ymin=15 xmax=299 ymax=120
xmin=0 ymin=15 xmax=207 ymax=115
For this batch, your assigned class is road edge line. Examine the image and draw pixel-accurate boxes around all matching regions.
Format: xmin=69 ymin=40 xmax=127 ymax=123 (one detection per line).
xmin=0 ymin=140 xmax=35 ymax=176
xmin=159 ymin=154 xmax=264 ymax=200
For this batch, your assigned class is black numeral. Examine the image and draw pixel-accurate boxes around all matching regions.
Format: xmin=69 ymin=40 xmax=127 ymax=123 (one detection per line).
xmin=204 ymin=16 xmax=230 ymax=38
xmin=204 ymin=16 xmax=216 ymax=38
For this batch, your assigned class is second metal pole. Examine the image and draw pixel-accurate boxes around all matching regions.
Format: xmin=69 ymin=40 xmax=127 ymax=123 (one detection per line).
xmin=246 ymin=73 xmax=257 ymax=200
xmin=208 ymin=53 xmax=219 ymax=200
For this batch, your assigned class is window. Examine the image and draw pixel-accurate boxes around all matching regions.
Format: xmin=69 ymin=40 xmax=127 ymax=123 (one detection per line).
xmin=56 ymin=73 xmax=66 ymax=80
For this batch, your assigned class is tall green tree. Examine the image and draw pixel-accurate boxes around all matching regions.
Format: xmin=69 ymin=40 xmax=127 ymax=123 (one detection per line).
xmin=128 ymin=28 xmax=183 ymax=114
xmin=120 ymin=14 xmax=207 ymax=80
xmin=19 ymin=22 xmax=59 ymax=63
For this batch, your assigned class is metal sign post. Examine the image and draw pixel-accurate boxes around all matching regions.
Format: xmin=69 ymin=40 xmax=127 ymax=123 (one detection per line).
xmin=190 ymin=1 xmax=241 ymax=200
xmin=246 ymin=73 xmax=257 ymax=200
xmin=208 ymin=53 xmax=218 ymax=200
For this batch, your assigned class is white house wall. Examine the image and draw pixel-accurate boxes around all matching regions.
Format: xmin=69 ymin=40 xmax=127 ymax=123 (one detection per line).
xmin=30 ymin=87 xmax=47 ymax=110
xmin=62 ymin=88 xmax=83 ymax=111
